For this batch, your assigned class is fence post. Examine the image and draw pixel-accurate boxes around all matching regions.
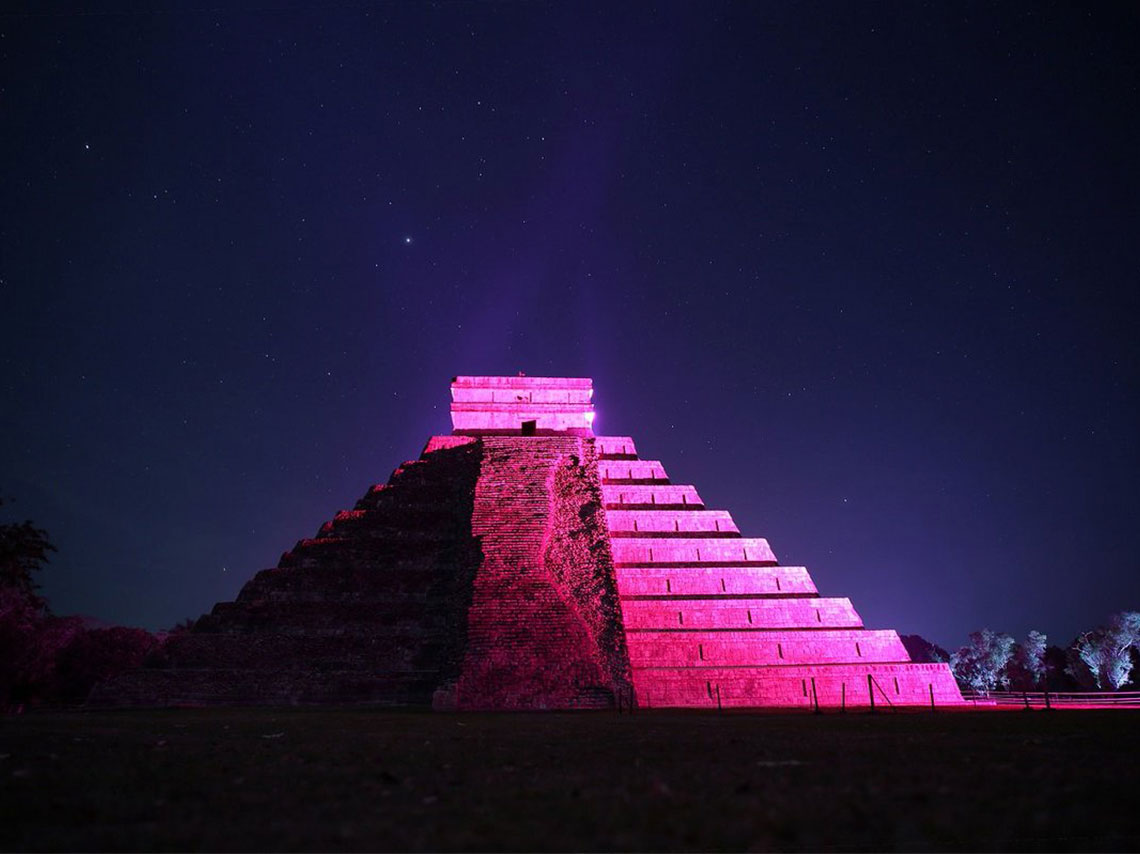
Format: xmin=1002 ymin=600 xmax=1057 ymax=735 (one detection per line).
xmin=716 ymin=684 xmax=722 ymax=712
xmin=811 ymin=677 xmax=820 ymax=714
xmin=868 ymin=674 xmax=875 ymax=714
xmin=1044 ymin=689 xmax=1051 ymax=711
xmin=841 ymin=682 xmax=846 ymax=713
xmin=929 ymin=683 xmax=935 ymax=712
xmin=1023 ymin=691 xmax=1030 ymax=710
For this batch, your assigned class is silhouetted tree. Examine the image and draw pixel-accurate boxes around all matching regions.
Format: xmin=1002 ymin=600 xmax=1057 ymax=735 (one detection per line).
xmin=899 ymin=634 xmax=950 ymax=663
xmin=0 ymin=497 xmax=59 ymax=705
xmin=0 ymin=497 xmax=158 ymax=707
xmin=53 ymin=627 xmax=157 ymax=703
xmin=1043 ymin=645 xmax=1078 ymax=691
xmin=0 ymin=497 xmax=55 ymax=606
xmin=1007 ymin=630 xmax=1048 ymax=690
xmin=0 ymin=587 xmax=44 ymax=705
xmin=950 ymin=629 xmax=1016 ymax=693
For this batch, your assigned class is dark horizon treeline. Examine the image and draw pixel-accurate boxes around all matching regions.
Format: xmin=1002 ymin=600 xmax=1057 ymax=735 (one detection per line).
xmin=3 ymin=499 xmax=1137 ymax=707
xmin=902 ymin=618 xmax=1140 ymax=694
xmin=1 ymin=499 xmax=159 ymax=707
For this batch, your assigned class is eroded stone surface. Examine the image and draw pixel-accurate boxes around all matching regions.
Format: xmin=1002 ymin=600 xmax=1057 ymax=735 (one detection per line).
xmin=450 ymin=436 xmax=630 ymax=709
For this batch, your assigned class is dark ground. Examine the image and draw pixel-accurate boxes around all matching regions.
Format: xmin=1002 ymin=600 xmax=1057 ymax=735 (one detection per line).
xmin=1 ymin=707 xmax=1137 ymax=852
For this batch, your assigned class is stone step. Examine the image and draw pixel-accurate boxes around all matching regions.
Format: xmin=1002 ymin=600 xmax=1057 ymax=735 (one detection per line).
xmin=610 ymin=537 xmax=777 ymax=566
xmin=620 ymin=596 xmax=863 ymax=630
xmin=632 ymin=662 xmax=964 ymax=709
xmin=605 ymin=509 xmax=740 ymax=536
xmin=603 ymin=484 xmax=703 ymax=508
xmin=625 ymin=628 xmax=910 ymax=667
xmin=598 ymin=459 xmax=669 ymax=482
xmin=615 ymin=565 xmax=817 ymax=596
xmin=594 ymin=436 xmax=639 ymax=457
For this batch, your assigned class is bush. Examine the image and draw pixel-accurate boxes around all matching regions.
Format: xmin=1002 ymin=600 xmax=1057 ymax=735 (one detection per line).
xmin=53 ymin=627 xmax=158 ymax=703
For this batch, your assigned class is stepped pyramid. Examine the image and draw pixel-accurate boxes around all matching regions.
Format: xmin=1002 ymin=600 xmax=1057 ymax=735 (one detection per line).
xmin=97 ymin=376 xmax=963 ymax=709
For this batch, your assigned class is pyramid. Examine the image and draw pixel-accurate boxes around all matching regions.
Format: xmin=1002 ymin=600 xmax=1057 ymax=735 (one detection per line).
xmin=97 ymin=376 xmax=963 ymax=709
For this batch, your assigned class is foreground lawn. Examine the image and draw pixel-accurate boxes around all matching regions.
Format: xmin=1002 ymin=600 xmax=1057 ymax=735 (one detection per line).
xmin=1 ymin=707 xmax=1137 ymax=851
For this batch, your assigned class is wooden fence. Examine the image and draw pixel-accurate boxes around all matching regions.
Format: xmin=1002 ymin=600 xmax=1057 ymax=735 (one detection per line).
xmin=962 ymin=690 xmax=1140 ymax=709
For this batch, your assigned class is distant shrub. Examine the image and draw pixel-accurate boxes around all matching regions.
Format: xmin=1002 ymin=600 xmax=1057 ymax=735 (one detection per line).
xmin=0 ymin=590 xmax=86 ymax=707
xmin=53 ymin=627 xmax=158 ymax=703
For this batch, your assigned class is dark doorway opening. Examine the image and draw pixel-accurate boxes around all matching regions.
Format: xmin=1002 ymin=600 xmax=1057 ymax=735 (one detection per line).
xmin=521 ymin=420 xmax=537 ymax=436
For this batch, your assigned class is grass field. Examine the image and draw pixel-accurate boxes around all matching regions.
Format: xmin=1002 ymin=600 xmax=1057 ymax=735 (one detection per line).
xmin=1 ymin=707 xmax=1138 ymax=851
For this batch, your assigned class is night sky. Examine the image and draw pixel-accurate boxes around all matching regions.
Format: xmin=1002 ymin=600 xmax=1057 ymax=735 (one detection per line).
xmin=2 ymin=3 xmax=1137 ymax=651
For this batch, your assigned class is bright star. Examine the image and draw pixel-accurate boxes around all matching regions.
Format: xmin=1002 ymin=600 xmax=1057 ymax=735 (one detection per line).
xmin=403 ymin=236 xmax=413 ymax=244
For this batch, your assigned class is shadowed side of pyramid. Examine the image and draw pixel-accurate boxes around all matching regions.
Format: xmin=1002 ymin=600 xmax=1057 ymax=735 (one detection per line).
xmin=93 ymin=441 xmax=486 ymax=705
xmin=93 ymin=377 xmax=633 ymax=708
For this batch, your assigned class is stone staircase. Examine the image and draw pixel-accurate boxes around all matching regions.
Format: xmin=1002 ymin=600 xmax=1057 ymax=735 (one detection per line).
xmin=452 ymin=436 xmax=630 ymax=709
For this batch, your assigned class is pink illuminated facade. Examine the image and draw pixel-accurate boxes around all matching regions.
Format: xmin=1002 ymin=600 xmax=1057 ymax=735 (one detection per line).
xmin=98 ymin=374 xmax=963 ymax=709
xmin=596 ymin=434 xmax=961 ymax=708
xmin=439 ymin=375 xmax=963 ymax=709
xmin=450 ymin=375 xmax=596 ymax=435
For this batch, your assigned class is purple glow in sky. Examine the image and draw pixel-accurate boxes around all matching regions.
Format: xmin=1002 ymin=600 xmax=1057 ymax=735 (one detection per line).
xmin=1 ymin=2 xmax=1137 ymax=650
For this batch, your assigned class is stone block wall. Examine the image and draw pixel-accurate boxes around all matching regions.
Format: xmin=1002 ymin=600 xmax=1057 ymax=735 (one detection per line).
xmin=603 ymin=484 xmax=703 ymax=508
xmin=452 ymin=436 xmax=631 ymax=709
xmin=606 ymin=509 xmax=740 ymax=535
xmin=620 ymin=597 xmax=863 ymax=630
xmin=634 ymin=662 xmax=964 ymax=709
xmin=615 ymin=566 xmax=818 ymax=596
xmin=611 ymin=538 xmax=778 ymax=566
xmin=625 ymin=629 xmax=910 ymax=667
xmin=595 ymin=434 xmax=965 ymax=708
xmin=450 ymin=375 xmax=595 ymax=435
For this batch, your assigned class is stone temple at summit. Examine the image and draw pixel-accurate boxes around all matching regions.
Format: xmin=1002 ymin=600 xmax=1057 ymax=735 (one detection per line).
xmin=99 ymin=376 xmax=964 ymax=709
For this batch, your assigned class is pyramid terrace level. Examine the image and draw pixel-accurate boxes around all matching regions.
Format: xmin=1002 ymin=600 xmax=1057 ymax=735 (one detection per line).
xmin=450 ymin=375 xmax=595 ymax=435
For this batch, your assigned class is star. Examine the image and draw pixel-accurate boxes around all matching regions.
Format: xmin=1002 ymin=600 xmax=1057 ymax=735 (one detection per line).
xmin=403 ymin=236 xmax=413 ymax=245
